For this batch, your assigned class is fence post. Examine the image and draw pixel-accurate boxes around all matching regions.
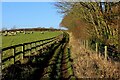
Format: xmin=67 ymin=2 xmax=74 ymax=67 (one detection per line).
xmin=82 ymin=40 xmax=83 ymax=46
xmin=84 ymin=40 xmax=85 ymax=48
xmin=39 ymin=41 xmax=41 ymax=51
xmin=29 ymin=44 xmax=31 ymax=56
xmin=96 ymin=43 xmax=98 ymax=54
xmin=21 ymin=44 xmax=24 ymax=60
xmin=83 ymin=40 xmax=85 ymax=48
xmin=80 ymin=39 xmax=82 ymax=45
xmin=13 ymin=47 xmax=15 ymax=64
xmin=28 ymin=44 xmax=30 ymax=56
xmin=35 ymin=42 xmax=38 ymax=52
xmin=41 ymin=40 xmax=44 ymax=53
xmin=105 ymin=46 xmax=108 ymax=60
xmin=85 ymin=40 xmax=86 ymax=48
xmin=35 ymin=42 xmax=37 ymax=55
xmin=30 ymin=43 xmax=32 ymax=54
xmin=33 ymin=43 xmax=35 ymax=54
xmin=86 ymin=40 xmax=88 ymax=49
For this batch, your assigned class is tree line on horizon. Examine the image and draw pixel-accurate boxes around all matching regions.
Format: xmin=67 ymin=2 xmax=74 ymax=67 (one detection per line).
xmin=1 ymin=27 xmax=65 ymax=32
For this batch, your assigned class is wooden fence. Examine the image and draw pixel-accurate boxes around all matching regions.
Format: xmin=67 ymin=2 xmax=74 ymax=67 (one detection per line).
xmin=2 ymin=34 xmax=64 ymax=69
xmin=80 ymin=40 xmax=114 ymax=61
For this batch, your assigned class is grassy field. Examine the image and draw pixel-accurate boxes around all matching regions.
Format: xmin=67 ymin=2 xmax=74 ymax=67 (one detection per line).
xmin=2 ymin=31 xmax=62 ymax=70
xmin=2 ymin=32 xmax=75 ymax=80
xmin=2 ymin=31 xmax=62 ymax=48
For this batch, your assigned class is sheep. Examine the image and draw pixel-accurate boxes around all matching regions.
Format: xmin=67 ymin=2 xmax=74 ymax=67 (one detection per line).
xmin=31 ymin=31 xmax=33 ymax=34
xmin=7 ymin=32 xmax=16 ymax=36
xmin=3 ymin=33 xmax=7 ymax=36
xmin=7 ymin=32 xmax=13 ymax=36
xmin=14 ymin=32 xmax=17 ymax=35
xmin=23 ymin=31 xmax=26 ymax=34
xmin=41 ymin=32 xmax=44 ymax=34
xmin=20 ymin=31 xmax=24 ymax=33
xmin=8 ymin=33 xmax=12 ymax=36
xmin=11 ymin=32 xmax=14 ymax=34
xmin=5 ymin=31 xmax=8 ymax=34
xmin=16 ymin=31 xmax=20 ymax=34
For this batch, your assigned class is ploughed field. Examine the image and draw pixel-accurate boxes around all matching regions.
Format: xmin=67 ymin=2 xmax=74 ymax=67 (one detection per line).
xmin=2 ymin=31 xmax=75 ymax=80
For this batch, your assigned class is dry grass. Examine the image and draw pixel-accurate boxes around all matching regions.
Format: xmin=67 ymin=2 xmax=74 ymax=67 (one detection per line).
xmin=68 ymin=32 xmax=120 ymax=78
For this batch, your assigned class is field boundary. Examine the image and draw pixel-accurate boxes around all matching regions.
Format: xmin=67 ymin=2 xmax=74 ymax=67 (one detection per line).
xmin=2 ymin=34 xmax=64 ymax=69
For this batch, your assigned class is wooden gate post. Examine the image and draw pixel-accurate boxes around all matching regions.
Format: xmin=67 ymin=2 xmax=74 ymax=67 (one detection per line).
xmin=105 ymin=46 xmax=108 ymax=60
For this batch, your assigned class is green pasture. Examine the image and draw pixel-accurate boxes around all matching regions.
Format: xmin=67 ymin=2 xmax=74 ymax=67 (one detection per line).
xmin=2 ymin=31 xmax=62 ymax=69
xmin=2 ymin=31 xmax=62 ymax=48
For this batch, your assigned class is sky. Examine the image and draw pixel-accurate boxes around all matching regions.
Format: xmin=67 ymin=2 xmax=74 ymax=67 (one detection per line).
xmin=2 ymin=2 xmax=65 ymax=30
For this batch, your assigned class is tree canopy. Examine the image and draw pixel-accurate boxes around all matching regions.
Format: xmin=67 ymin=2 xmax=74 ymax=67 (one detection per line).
xmin=55 ymin=2 xmax=119 ymax=46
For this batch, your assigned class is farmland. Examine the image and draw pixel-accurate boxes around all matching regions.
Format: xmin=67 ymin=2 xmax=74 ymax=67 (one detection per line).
xmin=2 ymin=31 xmax=76 ymax=80
xmin=2 ymin=31 xmax=62 ymax=48
xmin=1 ymin=2 xmax=120 ymax=79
